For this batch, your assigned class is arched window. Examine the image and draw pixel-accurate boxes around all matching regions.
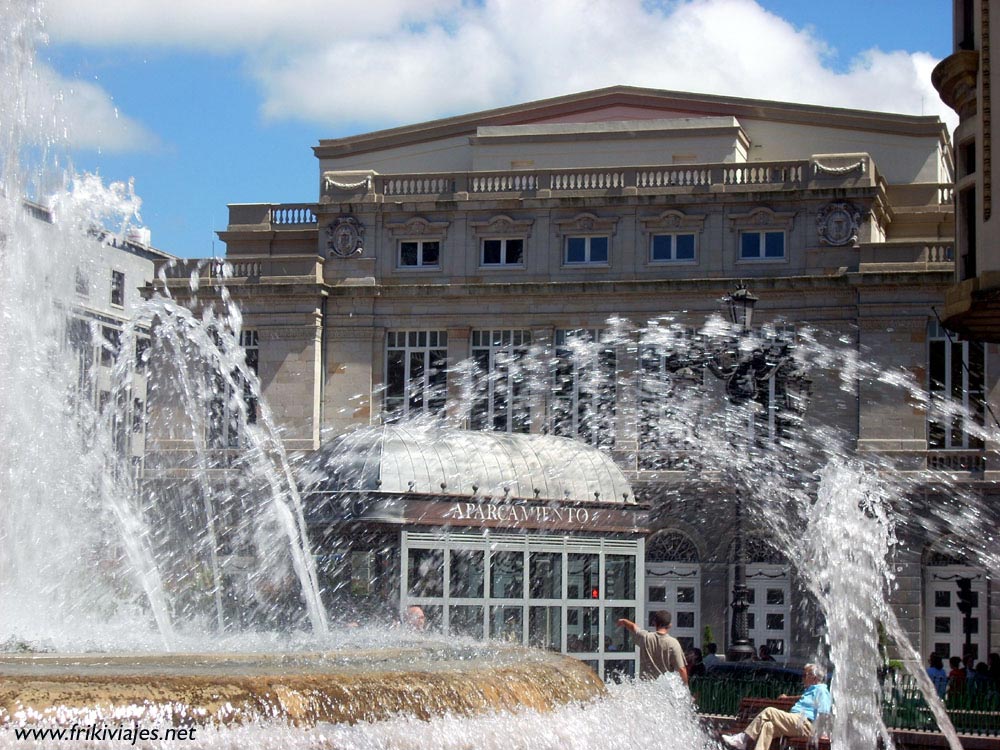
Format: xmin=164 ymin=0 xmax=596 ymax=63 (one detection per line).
xmin=647 ymin=530 xmax=700 ymax=563
xmin=729 ymin=535 xmax=791 ymax=662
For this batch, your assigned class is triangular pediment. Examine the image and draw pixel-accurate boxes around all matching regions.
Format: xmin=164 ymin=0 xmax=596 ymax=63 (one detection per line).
xmin=315 ymin=85 xmax=945 ymax=159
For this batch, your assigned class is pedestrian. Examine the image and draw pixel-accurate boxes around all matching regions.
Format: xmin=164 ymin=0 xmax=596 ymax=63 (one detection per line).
xmin=948 ymin=656 xmax=967 ymax=694
xmin=403 ymin=605 xmax=426 ymax=630
xmin=703 ymin=642 xmax=725 ymax=667
xmin=757 ymin=644 xmax=776 ymax=662
xmin=687 ymin=647 xmax=706 ymax=678
xmin=617 ymin=611 xmax=689 ymax=684
xmin=722 ymin=663 xmax=832 ymax=750
xmin=927 ymin=653 xmax=948 ymax=697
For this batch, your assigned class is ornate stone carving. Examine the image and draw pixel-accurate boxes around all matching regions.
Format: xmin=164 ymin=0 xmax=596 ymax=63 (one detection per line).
xmin=816 ymin=201 xmax=862 ymax=247
xmin=385 ymin=217 xmax=450 ymax=239
xmin=326 ymin=216 xmax=365 ymax=258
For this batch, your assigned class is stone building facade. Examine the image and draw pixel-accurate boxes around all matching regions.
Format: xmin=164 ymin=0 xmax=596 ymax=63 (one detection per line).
xmin=153 ymin=86 xmax=998 ymax=672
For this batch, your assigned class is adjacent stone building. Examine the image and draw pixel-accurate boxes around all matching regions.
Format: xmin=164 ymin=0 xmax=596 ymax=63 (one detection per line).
xmin=153 ymin=85 xmax=997 ymax=677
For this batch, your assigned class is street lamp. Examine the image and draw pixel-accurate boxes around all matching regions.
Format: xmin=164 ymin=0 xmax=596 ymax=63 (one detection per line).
xmin=664 ymin=283 xmax=806 ymax=662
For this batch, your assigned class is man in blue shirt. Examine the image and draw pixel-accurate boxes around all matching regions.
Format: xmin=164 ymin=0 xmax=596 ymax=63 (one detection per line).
xmin=722 ymin=663 xmax=832 ymax=749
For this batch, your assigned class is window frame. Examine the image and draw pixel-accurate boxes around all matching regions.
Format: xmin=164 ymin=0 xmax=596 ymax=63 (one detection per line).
xmin=649 ymin=232 xmax=698 ymax=264
xmin=739 ymin=229 xmax=787 ymax=261
xmin=110 ymin=269 xmax=125 ymax=307
xmin=480 ymin=237 xmax=525 ymax=268
xmin=397 ymin=239 xmax=441 ymax=269
xmin=729 ymin=207 xmax=795 ymax=265
xmin=563 ymin=235 xmax=611 ymax=266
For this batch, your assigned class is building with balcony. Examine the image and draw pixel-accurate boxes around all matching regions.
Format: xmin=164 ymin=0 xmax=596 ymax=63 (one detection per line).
xmin=151 ymin=85 xmax=999 ymax=676
xmin=934 ymin=0 xmax=1000 ymax=340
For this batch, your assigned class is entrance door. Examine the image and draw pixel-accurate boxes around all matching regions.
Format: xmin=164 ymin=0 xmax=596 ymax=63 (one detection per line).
xmin=925 ymin=565 xmax=987 ymax=661
xmin=645 ymin=562 xmax=700 ymax=651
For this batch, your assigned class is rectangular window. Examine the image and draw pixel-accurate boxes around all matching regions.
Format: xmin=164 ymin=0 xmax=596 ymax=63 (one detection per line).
xmin=208 ymin=329 xmax=259 ymax=448
xmin=470 ymin=329 xmax=532 ymax=433
xmin=75 ymin=268 xmax=89 ymax=296
xmin=110 ymin=270 xmax=125 ymax=306
xmin=928 ymin=320 xmax=986 ymax=450
xmin=565 ymin=236 xmax=609 ymax=265
xmin=740 ymin=230 xmax=785 ymax=260
xmin=650 ymin=233 xmax=696 ymax=262
xmin=481 ymin=238 xmax=524 ymax=266
xmin=385 ymin=330 xmax=448 ymax=421
xmin=552 ymin=329 xmax=616 ymax=447
xmin=100 ymin=325 xmax=121 ymax=367
xmin=399 ymin=240 xmax=440 ymax=268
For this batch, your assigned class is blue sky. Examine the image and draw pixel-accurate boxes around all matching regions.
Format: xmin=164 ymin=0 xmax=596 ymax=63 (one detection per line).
xmin=31 ymin=0 xmax=953 ymax=259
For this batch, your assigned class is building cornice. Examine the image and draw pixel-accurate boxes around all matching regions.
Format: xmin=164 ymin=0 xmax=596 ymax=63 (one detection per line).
xmin=314 ymin=86 xmax=949 ymax=160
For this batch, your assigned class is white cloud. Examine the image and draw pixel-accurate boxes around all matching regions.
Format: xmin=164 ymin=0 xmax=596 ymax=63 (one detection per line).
xmin=20 ymin=61 xmax=159 ymax=153
xmin=41 ymin=0 xmax=957 ymax=132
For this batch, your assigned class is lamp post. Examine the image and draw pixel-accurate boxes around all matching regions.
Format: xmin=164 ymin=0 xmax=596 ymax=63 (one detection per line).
xmin=663 ymin=282 xmax=806 ymax=662
xmin=725 ymin=283 xmax=758 ymax=663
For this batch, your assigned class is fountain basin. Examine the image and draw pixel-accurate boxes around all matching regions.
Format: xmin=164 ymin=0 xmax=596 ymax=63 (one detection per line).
xmin=0 ymin=646 xmax=605 ymax=727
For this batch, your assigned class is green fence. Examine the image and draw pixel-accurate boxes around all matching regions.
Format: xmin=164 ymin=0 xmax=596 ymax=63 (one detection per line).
xmin=881 ymin=672 xmax=1000 ymax=736
xmin=691 ymin=675 xmax=802 ymax=716
xmin=692 ymin=673 xmax=1000 ymax=737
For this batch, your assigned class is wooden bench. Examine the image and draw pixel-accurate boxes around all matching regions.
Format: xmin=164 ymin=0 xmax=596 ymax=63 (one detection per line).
xmin=726 ymin=696 xmax=832 ymax=750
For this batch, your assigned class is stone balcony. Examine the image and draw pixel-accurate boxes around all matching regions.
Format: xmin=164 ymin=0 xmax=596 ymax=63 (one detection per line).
xmin=318 ymin=154 xmax=879 ymax=204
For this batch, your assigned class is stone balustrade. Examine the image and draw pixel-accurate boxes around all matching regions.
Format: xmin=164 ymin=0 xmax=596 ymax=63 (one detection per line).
xmin=370 ymin=157 xmax=835 ymax=199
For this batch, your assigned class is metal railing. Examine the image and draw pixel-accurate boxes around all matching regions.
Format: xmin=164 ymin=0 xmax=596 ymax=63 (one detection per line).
xmin=691 ymin=673 xmax=1000 ymax=736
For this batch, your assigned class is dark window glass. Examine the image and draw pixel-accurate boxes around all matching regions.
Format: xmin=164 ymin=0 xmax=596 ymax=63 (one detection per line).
xmin=483 ymin=239 xmax=502 ymax=264
xmin=605 ymin=555 xmax=635 ymax=600
xmin=450 ymin=605 xmax=484 ymax=639
xmin=677 ymin=586 xmax=695 ymax=604
xmin=566 ymin=237 xmax=586 ymax=263
xmin=764 ymin=231 xmax=785 ymax=258
xmin=766 ymin=588 xmax=785 ymax=605
xmin=741 ymin=232 xmax=761 ymax=258
xmin=677 ymin=611 xmax=695 ymax=628
xmin=765 ymin=613 xmax=784 ymax=631
xmin=676 ymin=233 xmax=695 ymax=259
xmin=566 ymin=606 xmax=599 ymax=652
xmin=648 ymin=585 xmax=666 ymax=602
xmin=400 ymin=241 xmax=418 ymax=266
xmin=529 ymin=552 xmax=562 ymax=599
xmin=567 ymin=553 xmax=600 ymax=599
xmin=604 ymin=660 xmax=636 ymax=683
xmin=506 ymin=238 xmax=524 ymax=264
xmin=590 ymin=236 xmax=609 ymax=263
xmin=450 ymin=550 xmax=484 ymax=598
xmin=490 ymin=551 xmax=524 ymax=598
xmin=935 ymin=616 xmax=951 ymax=633
xmin=490 ymin=605 xmax=523 ymax=643
xmin=422 ymin=241 xmax=440 ymax=266
xmin=651 ymin=234 xmax=672 ymax=261
xmin=407 ymin=548 xmax=443 ymax=597
xmin=111 ymin=270 xmax=125 ymax=306
xmin=529 ymin=606 xmax=561 ymax=651
xmin=766 ymin=638 xmax=785 ymax=656
xmin=935 ymin=590 xmax=951 ymax=607
xmin=101 ymin=326 xmax=121 ymax=366
xmin=605 ymin=606 xmax=635 ymax=651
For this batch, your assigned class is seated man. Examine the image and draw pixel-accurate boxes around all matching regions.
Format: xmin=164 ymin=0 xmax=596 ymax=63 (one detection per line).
xmin=722 ymin=663 xmax=832 ymax=750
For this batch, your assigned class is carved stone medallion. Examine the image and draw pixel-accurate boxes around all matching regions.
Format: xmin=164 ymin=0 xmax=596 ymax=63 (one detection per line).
xmin=816 ymin=202 xmax=861 ymax=247
xmin=326 ymin=216 xmax=365 ymax=258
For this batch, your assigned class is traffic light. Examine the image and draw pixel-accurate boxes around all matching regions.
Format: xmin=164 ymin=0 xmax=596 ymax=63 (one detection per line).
xmin=957 ymin=577 xmax=976 ymax=616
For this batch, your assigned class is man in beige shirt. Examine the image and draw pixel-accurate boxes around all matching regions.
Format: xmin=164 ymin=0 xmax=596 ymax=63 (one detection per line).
xmin=617 ymin=611 xmax=689 ymax=684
